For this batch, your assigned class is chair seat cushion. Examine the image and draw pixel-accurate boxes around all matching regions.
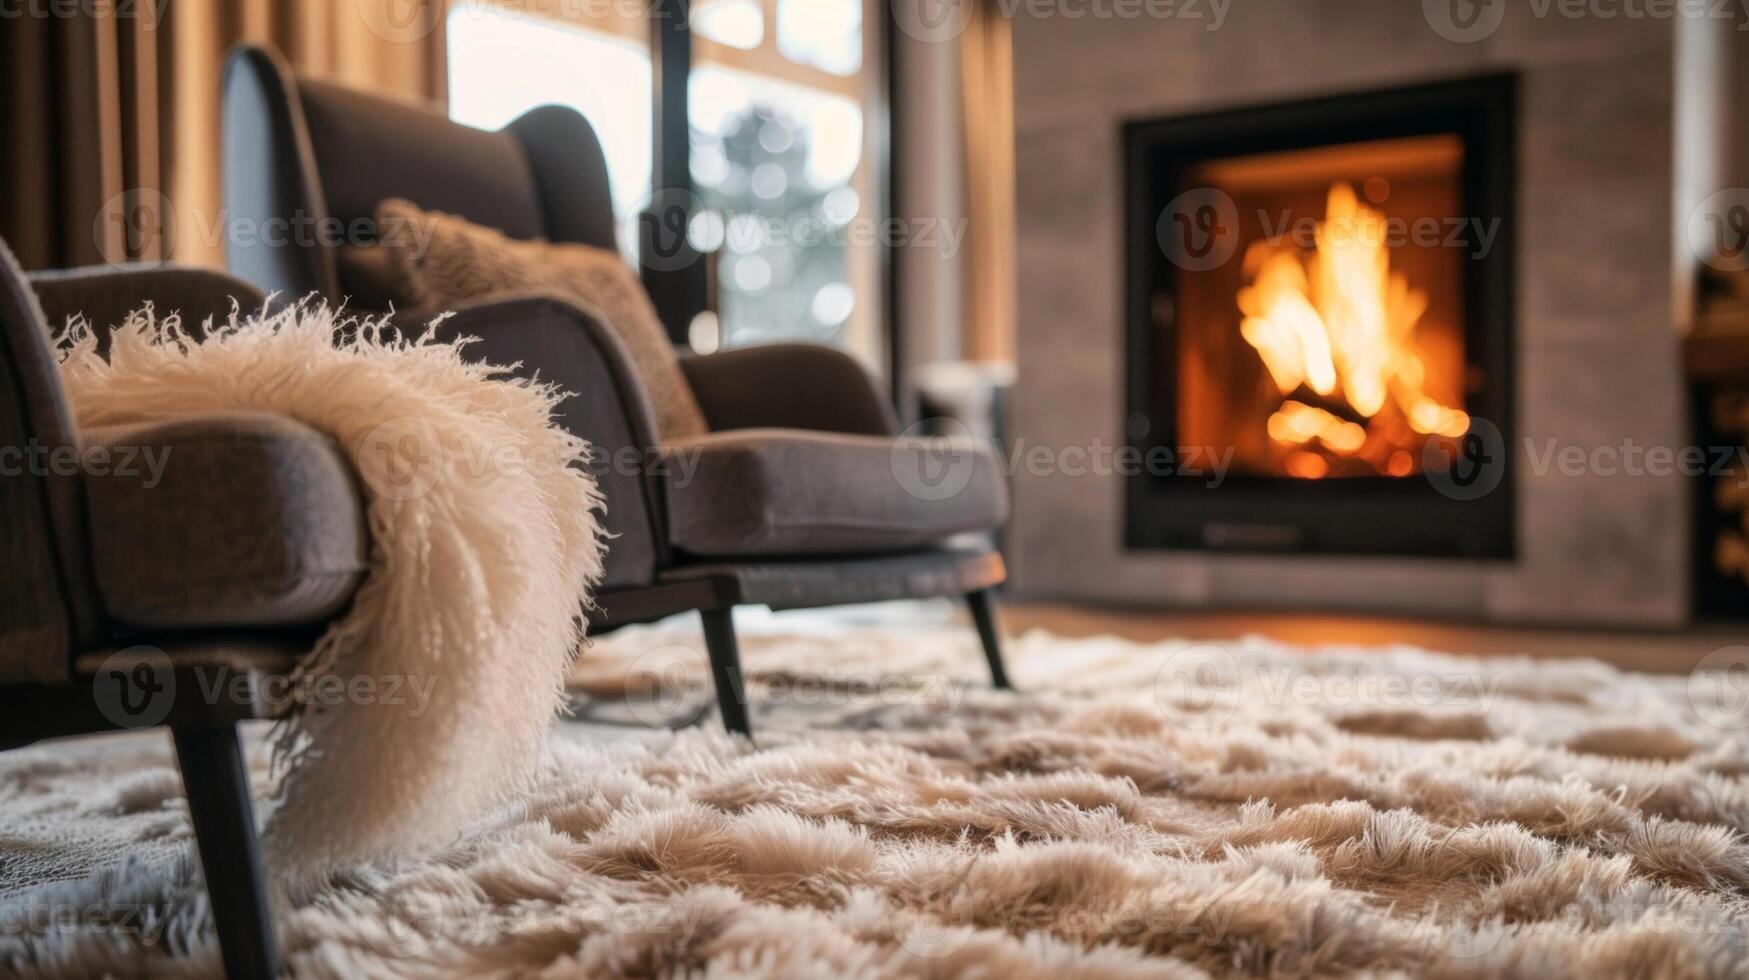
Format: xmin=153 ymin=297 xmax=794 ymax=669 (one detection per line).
xmin=81 ymin=413 xmax=369 ymax=633
xmin=661 ymin=429 xmax=1008 ymax=558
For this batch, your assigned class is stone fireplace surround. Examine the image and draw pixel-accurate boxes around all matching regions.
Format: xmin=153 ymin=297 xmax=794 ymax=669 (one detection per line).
xmin=1009 ymin=3 xmax=1711 ymax=626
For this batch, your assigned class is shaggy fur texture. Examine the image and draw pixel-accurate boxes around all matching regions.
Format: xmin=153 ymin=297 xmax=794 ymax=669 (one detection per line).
xmin=53 ymin=302 xmax=605 ymax=874
xmin=3 ymin=622 xmax=1747 ymax=978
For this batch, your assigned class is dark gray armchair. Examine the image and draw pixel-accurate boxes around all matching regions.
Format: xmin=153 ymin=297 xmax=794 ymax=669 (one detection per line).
xmin=0 ymin=242 xmax=360 ymax=978
xmin=221 ymin=45 xmax=1014 ymax=737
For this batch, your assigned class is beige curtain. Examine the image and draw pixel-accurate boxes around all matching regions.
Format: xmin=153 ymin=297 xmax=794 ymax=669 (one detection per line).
xmin=0 ymin=0 xmax=444 ymax=271
xmin=958 ymin=0 xmax=1015 ymax=364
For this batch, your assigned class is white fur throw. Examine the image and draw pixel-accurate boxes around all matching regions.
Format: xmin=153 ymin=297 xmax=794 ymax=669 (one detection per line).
xmin=55 ymin=301 xmax=605 ymax=874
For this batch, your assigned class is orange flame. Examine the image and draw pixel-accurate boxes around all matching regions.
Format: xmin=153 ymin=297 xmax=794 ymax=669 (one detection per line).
xmin=1238 ymin=183 xmax=1469 ymax=477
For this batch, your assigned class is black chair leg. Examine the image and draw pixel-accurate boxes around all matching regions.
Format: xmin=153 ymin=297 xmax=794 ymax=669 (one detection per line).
xmin=967 ymin=589 xmax=1013 ymax=690
xmin=700 ymin=607 xmax=753 ymax=738
xmin=173 ymin=724 xmax=280 ymax=980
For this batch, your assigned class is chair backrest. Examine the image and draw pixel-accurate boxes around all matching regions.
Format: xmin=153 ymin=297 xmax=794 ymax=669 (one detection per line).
xmin=221 ymin=44 xmax=620 ymax=302
xmin=0 ymin=240 xmax=94 ymax=683
xmin=223 ymin=45 xmax=666 ymax=593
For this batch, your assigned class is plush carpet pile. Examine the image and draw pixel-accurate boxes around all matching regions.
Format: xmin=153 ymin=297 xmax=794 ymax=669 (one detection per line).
xmin=2 ymin=619 xmax=1747 ymax=978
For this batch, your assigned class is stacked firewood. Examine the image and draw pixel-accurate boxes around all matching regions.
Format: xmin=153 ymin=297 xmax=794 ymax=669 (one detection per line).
xmin=1700 ymin=267 xmax=1749 ymax=589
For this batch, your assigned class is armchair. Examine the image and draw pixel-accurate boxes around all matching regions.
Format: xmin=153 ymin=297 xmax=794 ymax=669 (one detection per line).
xmin=0 ymin=242 xmax=362 ymax=979
xmin=222 ymin=45 xmax=1014 ymax=737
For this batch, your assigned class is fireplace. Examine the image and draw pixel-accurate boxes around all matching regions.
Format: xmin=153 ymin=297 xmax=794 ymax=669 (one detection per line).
xmin=1124 ymin=76 xmax=1516 ymax=559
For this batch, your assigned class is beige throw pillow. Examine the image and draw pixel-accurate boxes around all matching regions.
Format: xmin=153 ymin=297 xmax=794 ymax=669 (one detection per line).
xmin=375 ymin=198 xmax=709 ymax=441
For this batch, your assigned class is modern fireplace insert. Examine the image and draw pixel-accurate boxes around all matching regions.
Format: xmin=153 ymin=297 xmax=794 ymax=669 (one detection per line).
xmin=1123 ymin=75 xmax=1516 ymax=558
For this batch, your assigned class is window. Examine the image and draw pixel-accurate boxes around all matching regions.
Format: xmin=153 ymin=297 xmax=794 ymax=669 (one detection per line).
xmin=691 ymin=0 xmax=878 ymax=358
xmin=445 ymin=1 xmax=884 ymax=364
xmin=777 ymin=0 xmax=861 ymax=77
xmin=445 ymin=4 xmax=651 ymax=255
xmin=692 ymin=0 xmax=764 ymax=49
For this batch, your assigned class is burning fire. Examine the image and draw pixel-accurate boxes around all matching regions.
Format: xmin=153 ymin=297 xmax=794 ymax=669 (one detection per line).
xmin=1237 ymin=182 xmax=1469 ymax=478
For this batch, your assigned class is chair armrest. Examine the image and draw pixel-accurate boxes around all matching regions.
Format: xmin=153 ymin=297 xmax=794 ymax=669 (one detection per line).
xmin=679 ymin=343 xmax=899 ymax=436
xmin=410 ymin=294 xmax=668 ymax=588
xmin=27 ymin=264 xmax=268 ymax=333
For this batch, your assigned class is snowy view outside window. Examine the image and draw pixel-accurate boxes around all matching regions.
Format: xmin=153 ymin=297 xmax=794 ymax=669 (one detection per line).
xmin=446 ymin=1 xmax=875 ymax=357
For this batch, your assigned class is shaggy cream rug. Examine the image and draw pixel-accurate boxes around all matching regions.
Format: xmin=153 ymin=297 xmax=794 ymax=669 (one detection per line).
xmin=2 ymin=616 xmax=1748 ymax=978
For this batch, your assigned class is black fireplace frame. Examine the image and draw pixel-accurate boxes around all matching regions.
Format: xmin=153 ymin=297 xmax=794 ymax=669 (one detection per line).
xmin=1122 ymin=74 xmax=1517 ymax=560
